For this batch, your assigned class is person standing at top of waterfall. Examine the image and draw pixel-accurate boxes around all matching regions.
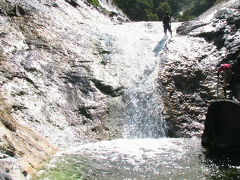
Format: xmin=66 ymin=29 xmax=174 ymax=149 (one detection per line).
xmin=163 ymin=12 xmax=172 ymax=37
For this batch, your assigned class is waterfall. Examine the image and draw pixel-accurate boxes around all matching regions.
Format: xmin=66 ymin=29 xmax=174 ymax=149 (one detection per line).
xmin=123 ymin=84 xmax=167 ymax=138
xmin=92 ymin=22 xmax=170 ymax=139
xmin=98 ymin=0 xmax=119 ymax=12
xmin=122 ymin=36 xmax=169 ymax=139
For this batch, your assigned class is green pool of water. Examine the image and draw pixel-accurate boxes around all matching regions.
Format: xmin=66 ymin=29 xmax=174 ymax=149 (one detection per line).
xmin=33 ymin=138 xmax=240 ymax=180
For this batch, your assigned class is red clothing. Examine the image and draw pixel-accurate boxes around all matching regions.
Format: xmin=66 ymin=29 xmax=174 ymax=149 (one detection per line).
xmin=218 ymin=64 xmax=232 ymax=72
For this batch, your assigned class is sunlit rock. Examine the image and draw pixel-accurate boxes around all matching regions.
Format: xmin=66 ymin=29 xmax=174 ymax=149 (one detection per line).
xmin=160 ymin=0 xmax=240 ymax=137
xmin=0 ymin=99 xmax=57 ymax=180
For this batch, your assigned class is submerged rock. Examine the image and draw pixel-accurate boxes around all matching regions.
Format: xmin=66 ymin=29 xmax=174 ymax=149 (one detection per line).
xmin=202 ymin=100 xmax=240 ymax=151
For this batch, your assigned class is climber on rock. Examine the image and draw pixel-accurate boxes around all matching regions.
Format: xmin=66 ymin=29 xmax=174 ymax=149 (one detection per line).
xmin=163 ymin=12 xmax=172 ymax=37
xmin=217 ymin=63 xmax=232 ymax=98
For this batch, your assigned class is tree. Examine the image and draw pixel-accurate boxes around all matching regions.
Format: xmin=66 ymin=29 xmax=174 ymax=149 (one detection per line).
xmin=113 ymin=0 xmax=222 ymax=21
xmin=113 ymin=0 xmax=156 ymax=21
xmin=158 ymin=2 xmax=172 ymax=20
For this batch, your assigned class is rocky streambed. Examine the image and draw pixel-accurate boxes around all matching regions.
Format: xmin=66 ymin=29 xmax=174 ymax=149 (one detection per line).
xmin=0 ymin=0 xmax=239 ymax=179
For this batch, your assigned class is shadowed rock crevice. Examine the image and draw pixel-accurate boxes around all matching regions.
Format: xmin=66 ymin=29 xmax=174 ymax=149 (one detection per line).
xmin=173 ymin=70 xmax=206 ymax=94
xmin=65 ymin=0 xmax=80 ymax=8
xmin=176 ymin=21 xmax=209 ymax=35
xmin=9 ymin=5 xmax=27 ymax=16
xmin=76 ymin=106 xmax=95 ymax=120
xmin=196 ymin=31 xmax=225 ymax=49
xmin=62 ymin=74 xmax=95 ymax=94
xmin=91 ymin=79 xmax=123 ymax=97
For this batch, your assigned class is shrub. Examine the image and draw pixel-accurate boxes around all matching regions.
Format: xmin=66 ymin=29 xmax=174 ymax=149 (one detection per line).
xmin=88 ymin=0 xmax=100 ymax=7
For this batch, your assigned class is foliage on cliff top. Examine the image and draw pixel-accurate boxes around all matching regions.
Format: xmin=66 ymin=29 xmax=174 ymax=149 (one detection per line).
xmin=88 ymin=0 xmax=100 ymax=7
xmin=113 ymin=0 xmax=222 ymax=21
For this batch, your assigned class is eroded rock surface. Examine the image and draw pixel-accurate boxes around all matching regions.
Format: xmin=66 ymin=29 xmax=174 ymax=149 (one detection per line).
xmin=0 ymin=0 xmax=127 ymax=178
xmin=159 ymin=0 xmax=240 ymax=137
xmin=0 ymin=98 xmax=56 ymax=180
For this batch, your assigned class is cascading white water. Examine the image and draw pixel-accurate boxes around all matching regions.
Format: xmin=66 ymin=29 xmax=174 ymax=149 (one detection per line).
xmin=123 ymin=85 xmax=167 ymax=138
xmin=122 ymin=37 xmax=168 ymax=138
xmin=92 ymin=21 xmax=170 ymax=139
xmin=98 ymin=0 xmax=122 ymax=14
xmin=92 ymin=4 xmax=169 ymax=139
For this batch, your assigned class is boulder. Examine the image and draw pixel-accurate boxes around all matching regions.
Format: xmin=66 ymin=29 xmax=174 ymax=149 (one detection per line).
xmin=202 ymin=100 xmax=240 ymax=151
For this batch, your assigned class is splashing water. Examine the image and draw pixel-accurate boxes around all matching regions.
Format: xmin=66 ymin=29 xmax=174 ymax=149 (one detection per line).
xmin=33 ymin=138 xmax=240 ymax=180
xmin=123 ymin=86 xmax=167 ymax=138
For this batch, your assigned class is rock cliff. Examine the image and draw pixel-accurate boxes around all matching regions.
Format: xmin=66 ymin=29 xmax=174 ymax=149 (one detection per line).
xmin=159 ymin=0 xmax=240 ymax=137
xmin=0 ymin=0 xmax=127 ymax=178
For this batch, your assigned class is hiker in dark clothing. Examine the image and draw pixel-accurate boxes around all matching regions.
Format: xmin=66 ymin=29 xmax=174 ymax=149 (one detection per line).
xmin=163 ymin=12 xmax=172 ymax=37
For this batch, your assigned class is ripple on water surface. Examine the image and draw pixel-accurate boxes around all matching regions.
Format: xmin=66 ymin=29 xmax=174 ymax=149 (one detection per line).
xmin=33 ymin=138 xmax=240 ymax=180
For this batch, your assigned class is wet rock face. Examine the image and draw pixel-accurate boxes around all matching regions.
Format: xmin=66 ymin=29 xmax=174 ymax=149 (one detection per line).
xmin=0 ymin=0 xmax=126 ymax=178
xmin=0 ymin=0 xmax=124 ymax=145
xmin=160 ymin=0 xmax=239 ymax=137
xmin=202 ymin=100 xmax=240 ymax=151
xmin=159 ymin=35 xmax=217 ymax=137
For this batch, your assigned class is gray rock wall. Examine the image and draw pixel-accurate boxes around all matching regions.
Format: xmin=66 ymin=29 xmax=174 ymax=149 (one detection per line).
xmin=0 ymin=0 xmax=125 ymax=178
xmin=0 ymin=0 xmax=124 ymax=146
xmin=159 ymin=0 xmax=240 ymax=137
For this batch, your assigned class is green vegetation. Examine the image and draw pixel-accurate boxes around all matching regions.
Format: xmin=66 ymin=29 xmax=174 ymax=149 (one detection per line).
xmin=32 ymin=156 xmax=87 ymax=180
xmin=113 ymin=0 xmax=222 ymax=21
xmin=87 ymin=0 xmax=100 ymax=7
